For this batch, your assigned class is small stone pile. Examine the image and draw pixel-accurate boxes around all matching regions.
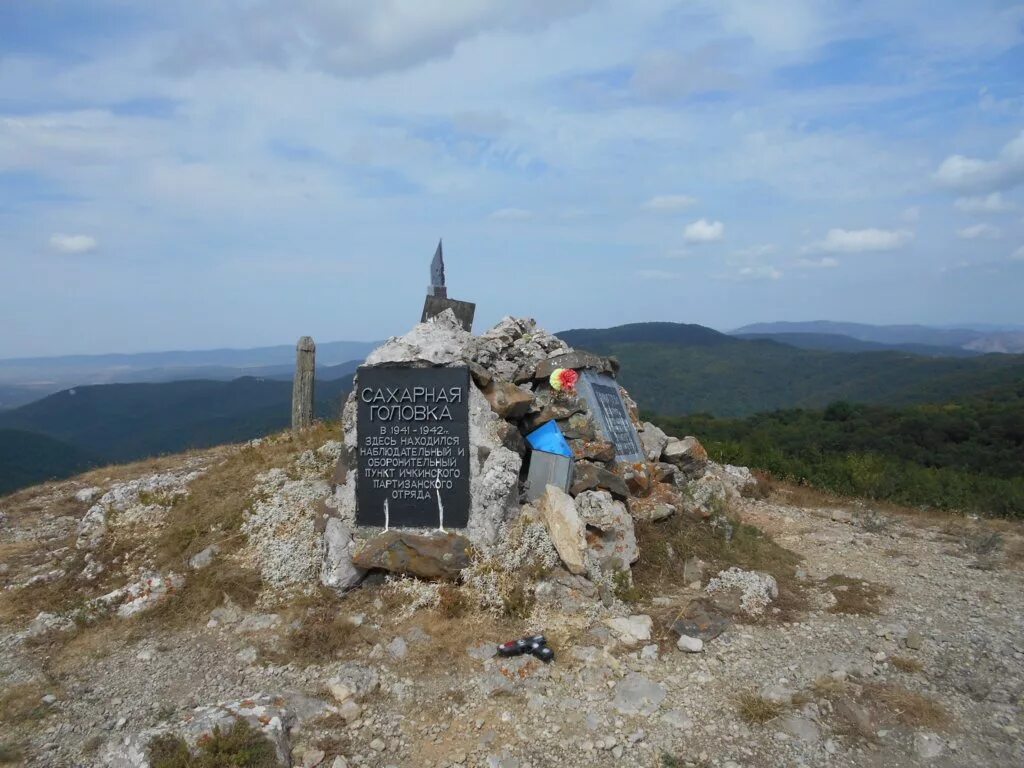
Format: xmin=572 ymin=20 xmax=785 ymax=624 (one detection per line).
xmin=317 ymin=310 xmax=755 ymax=609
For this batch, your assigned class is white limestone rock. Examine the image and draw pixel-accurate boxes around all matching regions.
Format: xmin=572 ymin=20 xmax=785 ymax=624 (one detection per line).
xmin=575 ymin=490 xmax=638 ymax=572
xmin=320 ymin=518 xmax=365 ymax=591
xmin=364 ymin=309 xmax=473 ymax=367
xmin=536 ymin=485 xmax=587 ymax=575
xmin=604 ymin=614 xmax=654 ymax=645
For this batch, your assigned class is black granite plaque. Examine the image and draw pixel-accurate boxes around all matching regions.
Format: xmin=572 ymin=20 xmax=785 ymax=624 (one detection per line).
xmin=577 ymin=371 xmax=645 ymax=462
xmin=356 ymin=366 xmax=471 ymax=529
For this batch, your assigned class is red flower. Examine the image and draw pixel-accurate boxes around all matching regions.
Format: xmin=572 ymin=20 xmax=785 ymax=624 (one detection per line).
xmin=559 ymin=368 xmax=579 ymax=392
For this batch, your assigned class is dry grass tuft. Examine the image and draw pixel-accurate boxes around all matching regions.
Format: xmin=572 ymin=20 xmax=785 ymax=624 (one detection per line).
xmin=812 ymin=676 xmax=852 ymax=697
xmin=824 ymin=575 xmax=893 ymax=616
xmin=265 ymin=587 xmax=365 ymax=665
xmin=143 ymin=562 xmax=263 ymax=628
xmin=147 ymin=718 xmax=280 ymax=768
xmin=632 ymin=507 xmax=805 ymax=618
xmin=863 ymin=682 xmax=950 ymax=729
xmin=768 ymin=480 xmax=847 ymax=510
xmin=436 ymin=584 xmax=468 ymax=619
xmin=0 ymin=743 xmax=24 ymax=764
xmin=739 ymin=470 xmax=774 ymax=500
xmin=735 ymin=691 xmax=785 ymax=724
xmin=890 ymin=656 xmax=924 ymax=673
xmin=0 ymin=682 xmax=50 ymax=727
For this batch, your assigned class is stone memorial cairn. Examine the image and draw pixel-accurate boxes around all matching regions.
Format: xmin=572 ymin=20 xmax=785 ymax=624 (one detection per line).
xmin=318 ymin=310 xmax=751 ymax=612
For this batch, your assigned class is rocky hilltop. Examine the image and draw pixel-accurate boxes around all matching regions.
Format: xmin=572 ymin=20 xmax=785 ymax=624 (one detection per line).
xmin=0 ymin=314 xmax=1022 ymax=768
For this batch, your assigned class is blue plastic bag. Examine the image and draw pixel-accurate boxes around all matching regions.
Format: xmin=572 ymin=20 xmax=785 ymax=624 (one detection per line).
xmin=526 ymin=420 xmax=574 ymax=458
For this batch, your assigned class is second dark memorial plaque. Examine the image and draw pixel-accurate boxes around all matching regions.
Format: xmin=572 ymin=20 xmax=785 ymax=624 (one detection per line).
xmin=356 ymin=366 xmax=471 ymax=529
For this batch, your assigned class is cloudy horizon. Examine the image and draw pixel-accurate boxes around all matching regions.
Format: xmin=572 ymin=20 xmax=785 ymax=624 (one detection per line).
xmin=2 ymin=1 xmax=1023 ymax=357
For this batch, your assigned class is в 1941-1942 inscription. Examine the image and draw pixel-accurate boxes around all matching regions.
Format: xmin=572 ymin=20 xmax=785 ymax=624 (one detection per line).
xmin=355 ymin=366 xmax=471 ymax=529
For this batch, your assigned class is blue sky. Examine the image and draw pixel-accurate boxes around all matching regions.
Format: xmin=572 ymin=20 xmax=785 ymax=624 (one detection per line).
xmin=1 ymin=0 xmax=1023 ymax=357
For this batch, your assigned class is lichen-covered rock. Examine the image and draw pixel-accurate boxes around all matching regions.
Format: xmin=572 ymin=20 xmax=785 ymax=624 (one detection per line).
xmin=627 ymin=483 xmax=683 ymax=522
xmin=352 ymin=531 xmax=470 ymax=580
xmin=533 ymin=567 xmax=598 ymax=611
xmin=536 ymin=485 xmax=587 ymax=575
xmin=570 ymin=461 xmax=629 ymax=499
xmin=568 ymin=439 xmax=615 ymax=463
xmin=467 ymin=386 xmax=523 ymax=546
xmin=705 ymin=567 xmax=778 ymax=616
xmin=638 ymin=422 xmax=669 ymax=462
xmin=663 ymin=436 xmax=709 ymax=480
xmin=76 ymin=505 xmax=107 ymax=550
xmin=576 ymin=490 xmax=638 ymax=572
xmin=242 ymin=468 xmax=331 ymax=588
xmin=682 ymin=472 xmax=729 ymax=518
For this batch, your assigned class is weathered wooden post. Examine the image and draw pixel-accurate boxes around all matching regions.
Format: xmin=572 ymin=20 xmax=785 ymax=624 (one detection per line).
xmin=292 ymin=336 xmax=316 ymax=430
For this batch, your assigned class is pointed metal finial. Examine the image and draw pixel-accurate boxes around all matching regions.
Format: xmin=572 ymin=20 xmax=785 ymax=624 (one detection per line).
xmin=429 ymin=239 xmax=447 ymax=298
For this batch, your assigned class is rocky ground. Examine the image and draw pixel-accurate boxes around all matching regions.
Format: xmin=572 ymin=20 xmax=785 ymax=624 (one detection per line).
xmin=1 ymin=450 xmax=1022 ymax=768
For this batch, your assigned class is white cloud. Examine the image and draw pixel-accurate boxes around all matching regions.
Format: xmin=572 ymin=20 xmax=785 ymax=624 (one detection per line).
xmin=934 ymin=130 xmax=1024 ymax=192
xmin=49 ymin=233 xmax=97 ymax=254
xmin=734 ymin=244 xmax=776 ymax=258
xmin=731 ymin=265 xmax=782 ymax=281
xmin=901 ymin=206 xmax=921 ymax=222
xmin=164 ymin=0 xmax=594 ymax=77
xmin=488 ymin=207 xmax=533 ymax=221
xmin=794 ymin=256 xmax=840 ymax=269
xmin=954 ymin=192 xmax=1014 ymax=214
xmin=684 ymin=218 xmax=725 ymax=243
xmin=629 ymin=48 xmax=736 ymax=101
xmin=957 ymin=223 xmax=1001 ymax=240
xmin=637 ymin=269 xmax=679 ymax=280
xmin=809 ymin=228 xmax=913 ymax=253
xmin=1011 ymin=246 xmax=1024 ymax=261
xmin=643 ymin=194 xmax=697 ymax=212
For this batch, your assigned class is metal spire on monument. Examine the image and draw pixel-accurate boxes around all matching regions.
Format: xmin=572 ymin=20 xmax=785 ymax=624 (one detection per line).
xmin=420 ymin=238 xmax=476 ymax=331
xmin=428 ymin=238 xmax=447 ymax=298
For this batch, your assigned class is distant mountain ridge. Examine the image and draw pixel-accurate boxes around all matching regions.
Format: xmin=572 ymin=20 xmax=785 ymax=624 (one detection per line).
xmin=557 ymin=322 xmax=1024 ymax=417
xmin=0 ymin=340 xmax=377 ymax=408
xmin=731 ymin=321 xmax=1024 ymax=353
xmin=733 ymin=332 xmax=980 ymax=357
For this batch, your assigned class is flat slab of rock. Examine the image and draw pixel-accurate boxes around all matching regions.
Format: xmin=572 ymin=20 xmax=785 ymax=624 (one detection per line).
xmin=536 ymin=485 xmax=587 ymax=575
xmin=613 ymin=672 xmax=667 ymax=716
xmin=671 ymin=598 xmax=733 ymax=642
xmin=352 ymin=531 xmax=470 ymax=580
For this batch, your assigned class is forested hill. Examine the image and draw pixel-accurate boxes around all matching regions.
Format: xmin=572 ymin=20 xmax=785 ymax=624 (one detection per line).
xmin=559 ymin=322 xmax=1024 ymax=417
xmin=0 ymin=375 xmax=353 ymax=466
xmin=0 ymin=429 xmax=98 ymax=495
xmin=651 ymin=383 xmax=1024 ymax=518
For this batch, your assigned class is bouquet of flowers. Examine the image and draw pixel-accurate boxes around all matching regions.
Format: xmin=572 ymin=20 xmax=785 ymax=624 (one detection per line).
xmin=549 ymin=367 xmax=579 ymax=393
